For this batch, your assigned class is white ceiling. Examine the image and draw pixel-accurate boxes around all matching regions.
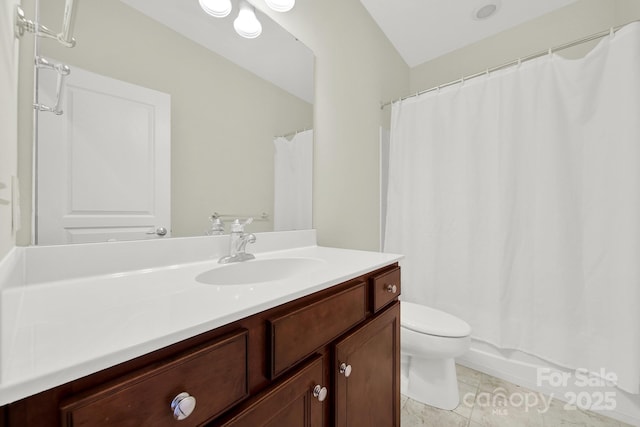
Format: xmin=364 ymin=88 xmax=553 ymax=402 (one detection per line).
xmin=360 ymin=0 xmax=579 ymax=68
xmin=120 ymin=0 xmax=314 ymax=103
xmin=119 ymin=0 xmax=582 ymax=103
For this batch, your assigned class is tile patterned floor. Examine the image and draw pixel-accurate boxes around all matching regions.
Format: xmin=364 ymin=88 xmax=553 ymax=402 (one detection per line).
xmin=401 ymin=365 xmax=634 ymax=427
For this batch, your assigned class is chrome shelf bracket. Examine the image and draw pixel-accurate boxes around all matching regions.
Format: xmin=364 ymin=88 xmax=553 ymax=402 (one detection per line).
xmin=14 ymin=1 xmax=78 ymax=48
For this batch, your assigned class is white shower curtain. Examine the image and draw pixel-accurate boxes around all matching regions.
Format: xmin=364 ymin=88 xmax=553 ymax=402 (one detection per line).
xmin=385 ymin=23 xmax=640 ymax=394
xmin=273 ymin=129 xmax=313 ymax=231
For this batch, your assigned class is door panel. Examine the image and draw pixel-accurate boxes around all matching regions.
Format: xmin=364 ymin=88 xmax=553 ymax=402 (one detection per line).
xmin=37 ymin=62 xmax=171 ymax=244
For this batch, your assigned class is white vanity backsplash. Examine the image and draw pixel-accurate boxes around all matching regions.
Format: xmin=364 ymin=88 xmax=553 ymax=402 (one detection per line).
xmin=1 ymin=229 xmax=317 ymax=289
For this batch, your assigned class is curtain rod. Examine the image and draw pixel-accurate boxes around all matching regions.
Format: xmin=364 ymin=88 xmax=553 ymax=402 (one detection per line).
xmin=381 ymin=20 xmax=639 ymax=110
xmin=275 ymin=128 xmax=311 ymax=139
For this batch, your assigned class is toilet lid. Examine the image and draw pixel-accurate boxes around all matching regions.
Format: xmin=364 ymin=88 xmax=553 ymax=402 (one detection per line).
xmin=401 ymin=301 xmax=471 ymax=338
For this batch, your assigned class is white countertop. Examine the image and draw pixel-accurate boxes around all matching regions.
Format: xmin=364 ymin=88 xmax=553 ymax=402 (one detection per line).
xmin=0 ymin=232 xmax=401 ymax=405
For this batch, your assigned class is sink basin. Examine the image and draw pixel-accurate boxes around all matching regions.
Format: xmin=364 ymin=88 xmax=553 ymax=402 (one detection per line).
xmin=196 ymin=258 xmax=326 ymax=285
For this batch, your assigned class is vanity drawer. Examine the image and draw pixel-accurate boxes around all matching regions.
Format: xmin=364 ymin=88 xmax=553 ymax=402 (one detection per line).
xmin=60 ymin=329 xmax=249 ymax=427
xmin=269 ymin=282 xmax=367 ymax=378
xmin=370 ymin=266 xmax=401 ymax=313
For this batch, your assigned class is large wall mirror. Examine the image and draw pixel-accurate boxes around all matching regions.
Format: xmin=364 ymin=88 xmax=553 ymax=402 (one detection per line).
xmin=30 ymin=0 xmax=314 ymax=245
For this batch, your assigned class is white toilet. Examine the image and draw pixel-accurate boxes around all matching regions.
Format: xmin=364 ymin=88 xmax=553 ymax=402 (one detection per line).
xmin=400 ymin=301 xmax=472 ymax=410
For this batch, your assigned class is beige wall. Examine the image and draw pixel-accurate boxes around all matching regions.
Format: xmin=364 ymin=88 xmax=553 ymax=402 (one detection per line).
xmin=615 ymin=0 xmax=640 ymax=24
xmin=0 ymin=0 xmax=20 ymax=259
xmin=258 ymin=0 xmax=410 ymax=250
xmin=409 ymin=0 xmax=640 ymax=93
xmin=17 ymin=0 xmax=313 ymax=243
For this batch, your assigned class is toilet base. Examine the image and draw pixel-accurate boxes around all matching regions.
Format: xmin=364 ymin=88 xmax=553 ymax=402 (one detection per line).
xmin=401 ymin=355 xmax=460 ymax=410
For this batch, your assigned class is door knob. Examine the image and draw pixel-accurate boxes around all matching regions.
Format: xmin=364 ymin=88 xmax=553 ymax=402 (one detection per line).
xmin=171 ymin=392 xmax=196 ymax=420
xmin=147 ymin=227 xmax=168 ymax=236
xmin=339 ymin=362 xmax=352 ymax=377
xmin=386 ymin=284 xmax=397 ymax=293
xmin=313 ymin=385 xmax=328 ymax=402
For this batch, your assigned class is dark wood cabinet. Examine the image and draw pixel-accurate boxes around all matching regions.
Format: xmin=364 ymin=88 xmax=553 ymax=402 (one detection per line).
xmin=217 ymin=356 xmax=325 ymax=427
xmin=334 ymin=303 xmax=400 ymax=427
xmin=2 ymin=264 xmax=400 ymax=427
xmin=370 ymin=266 xmax=401 ymax=313
xmin=268 ymin=281 xmax=367 ymax=378
xmin=59 ymin=330 xmax=249 ymax=427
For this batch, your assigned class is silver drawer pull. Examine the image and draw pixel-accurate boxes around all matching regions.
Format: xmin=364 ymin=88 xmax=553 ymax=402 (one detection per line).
xmin=171 ymin=392 xmax=196 ymax=420
xmin=386 ymin=284 xmax=397 ymax=294
xmin=313 ymin=385 xmax=328 ymax=402
xmin=339 ymin=362 xmax=352 ymax=378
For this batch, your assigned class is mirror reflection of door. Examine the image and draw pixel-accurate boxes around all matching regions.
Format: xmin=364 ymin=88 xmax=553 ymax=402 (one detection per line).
xmin=36 ymin=63 xmax=171 ymax=245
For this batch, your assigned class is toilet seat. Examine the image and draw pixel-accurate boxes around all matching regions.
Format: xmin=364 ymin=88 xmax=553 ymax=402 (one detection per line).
xmin=401 ymin=301 xmax=471 ymax=338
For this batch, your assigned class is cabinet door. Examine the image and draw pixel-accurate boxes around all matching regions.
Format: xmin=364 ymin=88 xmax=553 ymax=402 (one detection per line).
xmin=334 ymin=302 xmax=400 ymax=427
xmin=219 ymin=355 xmax=325 ymax=427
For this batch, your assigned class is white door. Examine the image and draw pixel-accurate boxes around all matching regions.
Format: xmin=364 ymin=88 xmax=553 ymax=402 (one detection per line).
xmin=36 ymin=62 xmax=171 ymax=245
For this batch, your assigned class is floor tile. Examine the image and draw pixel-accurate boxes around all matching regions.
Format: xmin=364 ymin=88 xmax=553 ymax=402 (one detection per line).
xmin=401 ymin=397 xmax=469 ymax=427
xmin=454 ymin=379 xmax=479 ymax=419
xmin=477 ymin=373 xmax=527 ymax=394
xmin=456 ymin=364 xmax=483 ymax=388
xmin=541 ymin=398 xmax=622 ymax=426
xmin=400 ymin=364 xmax=629 ymax=427
xmin=469 ymin=387 xmax=546 ymax=427
xmin=478 ymin=373 xmax=551 ymax=412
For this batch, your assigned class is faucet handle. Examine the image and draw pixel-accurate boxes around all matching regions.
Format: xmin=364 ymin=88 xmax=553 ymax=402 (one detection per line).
xmin=207 ymin=216 xmax=225 ymax=235
xmin=231 ymin=218 xmax=253 ymax=233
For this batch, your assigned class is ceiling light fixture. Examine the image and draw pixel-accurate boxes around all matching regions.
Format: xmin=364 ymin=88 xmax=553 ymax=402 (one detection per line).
xmin=199 ymin=0 xmax=232 ymax=18
xmin=472 ymin=2 xmax=501 ymax=21
xmin=234 ymin=1 xmax=262 ymax=39
xmin=265 ymin=0 xmax=295 ymax=13
xmin=199 ymin=0 xmax=294 ymax=39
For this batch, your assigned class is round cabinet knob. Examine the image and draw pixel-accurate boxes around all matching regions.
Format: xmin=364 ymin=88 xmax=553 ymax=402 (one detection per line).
xmin=313 ymin=385 xmax=328 ymax=402
xmin=339 ymin=362 xmax=352 ymax=378
xmin=386 ymin=284 xmax=397 ymax=294
xmin=171 ymin=392 xmax=196 ymax=421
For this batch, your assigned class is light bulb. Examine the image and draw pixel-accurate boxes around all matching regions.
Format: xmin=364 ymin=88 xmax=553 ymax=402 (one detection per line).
xmin=234 ymin=1 xmax=262 ymax=39
xmin=199 ymin=0 xmax=232 ymax=18
xmin=265 ymin=0 xmax=295 ymax=12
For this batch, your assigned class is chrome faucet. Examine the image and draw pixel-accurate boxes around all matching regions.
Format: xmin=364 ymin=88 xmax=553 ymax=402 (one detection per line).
xmin=218 ymin=218 xmax=256 ymax=264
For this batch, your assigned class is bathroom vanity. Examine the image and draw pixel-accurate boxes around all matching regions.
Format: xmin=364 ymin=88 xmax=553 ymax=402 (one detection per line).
xmin=0 ymin=231 xmax=402 ymax=426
